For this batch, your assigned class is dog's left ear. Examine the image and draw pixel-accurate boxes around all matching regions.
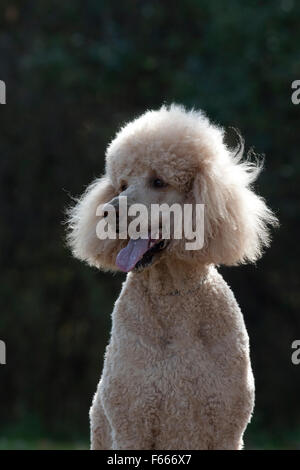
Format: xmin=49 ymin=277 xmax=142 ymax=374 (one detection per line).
xmin=192 ymin=157 xmax=278 ymax=266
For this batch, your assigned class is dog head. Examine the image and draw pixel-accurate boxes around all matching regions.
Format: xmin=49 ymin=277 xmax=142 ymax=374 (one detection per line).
xmin=67 ymin=104 xmax=278 ymax=272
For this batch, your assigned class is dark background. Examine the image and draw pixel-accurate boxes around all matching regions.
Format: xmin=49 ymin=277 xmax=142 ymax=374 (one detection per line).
xmin=0 ymin=0 xmax=299 ymax=449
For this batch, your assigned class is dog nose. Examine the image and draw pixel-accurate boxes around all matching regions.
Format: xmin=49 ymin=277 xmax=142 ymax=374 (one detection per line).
xmin=102 ymin=203 xmax=120 ymax=233
xmin=103 ymin=209 xmax=119 ymax=219
xmin=102 ymin=200 xmax=119 ymax=218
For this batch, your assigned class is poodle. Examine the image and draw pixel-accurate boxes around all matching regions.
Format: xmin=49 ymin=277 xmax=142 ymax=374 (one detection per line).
xmin=67 ymin=104 xmax=277 ymax=450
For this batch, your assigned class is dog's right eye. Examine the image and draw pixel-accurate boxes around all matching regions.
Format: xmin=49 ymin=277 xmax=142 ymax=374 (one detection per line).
xmin=151 ymin=178 xmax=168 ymax=189
xmin=120 ymin=183 xmax=127 ymax=192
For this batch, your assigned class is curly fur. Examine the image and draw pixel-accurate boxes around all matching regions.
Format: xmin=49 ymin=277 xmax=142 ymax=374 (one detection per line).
xmin=67 ymin=104 xmax=277 ymax=450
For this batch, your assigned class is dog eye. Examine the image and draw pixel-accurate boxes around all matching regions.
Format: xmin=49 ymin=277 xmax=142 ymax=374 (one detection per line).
xmin=120 ymin=182 xmax=127 ymax=192
xmin=152 ymin=178 xmax=167 ymax=188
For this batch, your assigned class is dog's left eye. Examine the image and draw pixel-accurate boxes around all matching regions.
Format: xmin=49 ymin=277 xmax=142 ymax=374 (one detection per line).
xmin=151 ymin=178 xmax=167 ymax=188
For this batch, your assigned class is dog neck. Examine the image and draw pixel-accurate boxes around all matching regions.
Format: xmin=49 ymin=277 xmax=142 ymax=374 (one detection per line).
xmin=135 ymin=258 xmax=212 ymax=296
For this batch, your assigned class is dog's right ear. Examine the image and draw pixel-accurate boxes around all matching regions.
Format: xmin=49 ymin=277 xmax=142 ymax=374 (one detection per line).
xmin=66 ymin=176 xmax=121 ymax=270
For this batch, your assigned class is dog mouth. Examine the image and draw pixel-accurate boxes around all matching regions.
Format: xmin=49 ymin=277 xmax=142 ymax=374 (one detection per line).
xmin=116 ymin=236 xmax=169 ymax=273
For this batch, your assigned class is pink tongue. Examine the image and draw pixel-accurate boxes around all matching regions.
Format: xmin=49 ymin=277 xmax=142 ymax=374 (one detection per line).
xmin=116 ymin=237 xmax=151 ymax=272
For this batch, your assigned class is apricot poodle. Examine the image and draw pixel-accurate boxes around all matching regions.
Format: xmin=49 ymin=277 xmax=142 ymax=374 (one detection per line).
xmin=67 ymin=104 xmax=277 ymax=450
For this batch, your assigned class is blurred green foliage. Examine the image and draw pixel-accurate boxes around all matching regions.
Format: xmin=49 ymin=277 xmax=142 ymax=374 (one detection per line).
xmin=0 ymin=0 xmax=299 ymax=448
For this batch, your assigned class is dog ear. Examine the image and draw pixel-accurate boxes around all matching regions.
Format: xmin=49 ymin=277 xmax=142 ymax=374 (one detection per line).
xmin=192 ymin=157 xmax=278 ymax=266
xmin=66 ymin=176 xmax=121 ymax=270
